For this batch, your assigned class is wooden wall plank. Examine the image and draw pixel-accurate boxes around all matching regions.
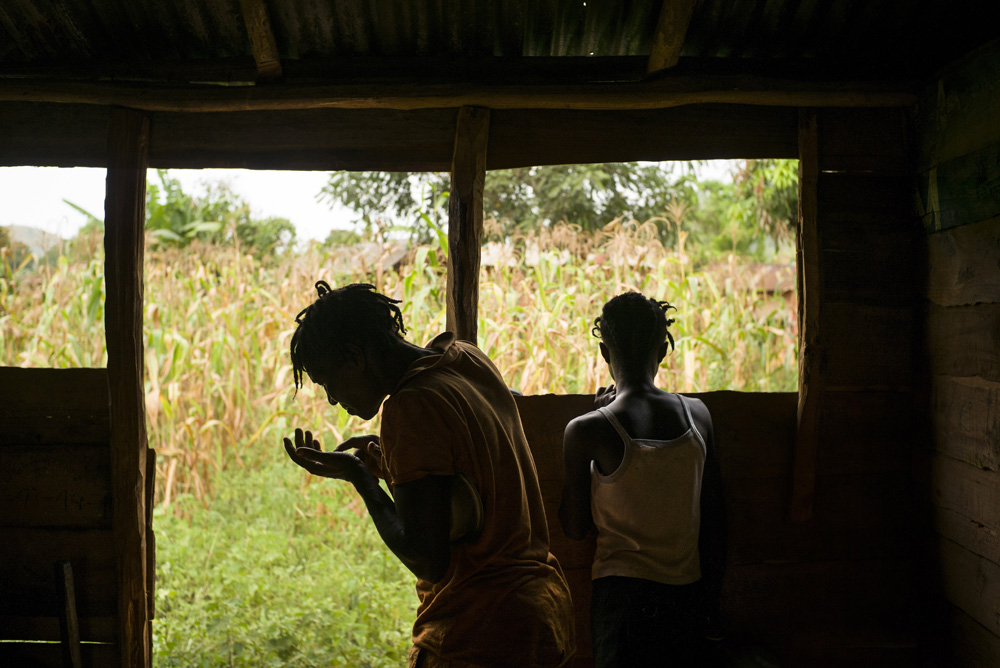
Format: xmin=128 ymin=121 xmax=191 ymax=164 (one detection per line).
xmin=822 ymin=303 xmax=914 ymax=389
xmin=104 ymin=106 xmax=150 ymax=668
xmin=817 ymin=390 xmax=914 ymax=475
xmin=488 ymin=105 xmax=798 ymax=168
xmin=931 ymin=454 xmax=1000 ymax=543
xmin=930 ymin=376 xmax=1000 ymax=472
xmin=0 ymin=103 xmax=108 ymax=167
xmin=0 ymin=642 xmax=119 ymax=667
xmin=926 ymin=216 xmax=1000 ymax=307
xmin=446 ymin=107 xmax=489 ymax=343
xmin=918 ymin=143 xmax=1000 ymax=233
xmin=728 ymin=473 xmax=915 ymax=566
xmin=926 ymin=304 xmax=1000 ymax=383
xmin=818 ymin=107 xmax=909 ymax=174
xmin=0 ymin=614 xmax=116 ymax=643
xmin=724 ymin=559 xmax=917 ymax=637
xmin=0 ymin=102 xmax=798 ymax=170
xmin=0 ymin=367 xmax=109 ymax=444
xmin=0 ymin=367 xmax=108 ymax=413
xmin=937 ymin=536 xmax=1000 ymax=638
xmin=148 ymin=107 xmax=458 ymax=171
xmin=0 ymin=528 xmax=116 ymax=619
xmin=916 ymin=38 xmax=1000 ymax=171
xmin=0 ymin=445 xmax=111 ymax=528
xmin=941 ymin=603 xmax=1000 ymax=668
xmin=817 ymin=172 xmax=911 ymax=226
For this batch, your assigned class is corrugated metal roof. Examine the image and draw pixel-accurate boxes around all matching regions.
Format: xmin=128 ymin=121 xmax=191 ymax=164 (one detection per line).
xmin=0 ymin=0 xmax=995 ymax=78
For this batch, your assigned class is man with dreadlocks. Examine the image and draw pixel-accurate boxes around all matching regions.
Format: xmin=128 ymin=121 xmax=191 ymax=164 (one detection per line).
xmin=559 ymin=292 xmax=727 ymax=668
xmin=283 ymin=282 xmax=575 ymax=668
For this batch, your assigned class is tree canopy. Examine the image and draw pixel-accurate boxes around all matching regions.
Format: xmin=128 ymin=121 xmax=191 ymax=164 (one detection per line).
xmin=319 ymin=160 xmax=798 ymax=262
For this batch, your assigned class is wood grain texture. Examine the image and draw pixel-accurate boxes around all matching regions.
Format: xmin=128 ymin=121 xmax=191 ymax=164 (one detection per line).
xmin=104 ymin=106 xmax=150 ymax=668
xmin=0 ymin=103 xmax=109 ymax=168
xmin=918 ymin=143 xmax=1000 ymax=233
xmin=916 ymin=38 xmax=1000 ymax=171
xmin=0 ymin=642 xmax=119 ymax=667
xmin=931 ymin=454 xmax=1000 ymax=550
xmin=930 ymin=376 xmax=1000 ymax=472
xmin=939 ymin=602 xmax=1000 ymax=668
xmin=0 ymin=528 xmax=117 ymax=620
xmin=926 ymin=304 xmax=1000 ymax=383
xmin=792 ymin=108 xmax=822 ymax=522
xmin=936 ymin=535 xmax=1000 ymax=637
xmin=0 ymin=614 xmax=115 ymax=643
xmin=0 ymin=445 xmax=111 ymax=528
xmin=817 ymin=172 xmax=911 ymax=227
xmin=239 ymin=0 xmax=282 ymax=81
xmin=822 ymin=303 xmax=914 ymax=389
xmin=646 ymin=0 xmax=698 ymax=73
xmin=0 ymin=102 xmax=797 ymax=170
xmin=818 ymin=107 xmax=909 ymax=175
xmin=0 ymin=367 xmax=110 ymax=444
xmin=0 ymin=75 xmax=917 ymax=113
xmin=55 ymin=561 xmax=83 ymax=668
xmin=925 ymin=216 xmax=1000 ymax=307
xmin=816 ymin=390 xmax=914 ymax=475
xmin=488 ymin=105 xmax=798 ymax=168
xmin=148 ymin=107 xmax=458 ymax=171
xmin=446 ymin=106 xmax=489 ymax=343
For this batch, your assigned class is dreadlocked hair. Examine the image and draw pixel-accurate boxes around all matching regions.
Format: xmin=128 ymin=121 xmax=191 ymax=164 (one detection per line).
xmin=592 ymin=292 xmax=676 ymax=369
xmin=290 ymin=281 xmax=407 ymax=390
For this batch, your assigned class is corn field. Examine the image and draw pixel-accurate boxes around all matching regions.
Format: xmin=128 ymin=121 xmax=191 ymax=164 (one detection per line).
xmin=1 ymin=220 xmax=797 ymax=508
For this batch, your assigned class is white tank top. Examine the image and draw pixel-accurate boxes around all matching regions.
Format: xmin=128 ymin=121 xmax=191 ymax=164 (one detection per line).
xmin=590 ymin=396 xmax=706 ymax=585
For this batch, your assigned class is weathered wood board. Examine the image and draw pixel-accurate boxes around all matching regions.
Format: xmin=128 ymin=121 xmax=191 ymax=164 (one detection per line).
xmin=918 ymin=143 xmax=1000 ymax=233
xmin=0 ymin=641 xmax=119 ymax=667
xmin=925 ymin=216 xmax=1000 ymax=307
xmin=936 ymin=535 xmax=1000 ymax=638
xmin=0 ymin=367 xmax=109 ymax=445
xmin=930 ymin=376 xmax=1000 ymax=472
xmin=926 ymin=304 xmax=1000 ymax=383
xmin=821 ymin=303 xmax=914 ymax=389
xmin=0 ymin=444 xmax=112 ymax=528
xmin=0 ymin=528 xmax=117 ymax=620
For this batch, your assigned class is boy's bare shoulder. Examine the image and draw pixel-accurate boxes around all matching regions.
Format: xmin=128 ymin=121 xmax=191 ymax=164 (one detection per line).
xmin=564 ymin=409 xmax=611 ymax=439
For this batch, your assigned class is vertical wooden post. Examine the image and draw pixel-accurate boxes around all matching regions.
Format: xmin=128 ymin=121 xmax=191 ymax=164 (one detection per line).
xmin=105 ymin=106 xmax=150 ymax=668
xmin=447 ymin=106 xmax=490 ymax=344
xmin=790 ymin=108 xmax=823 ymax=523
xmin=54 ymin=561 xmax=82 ymax=668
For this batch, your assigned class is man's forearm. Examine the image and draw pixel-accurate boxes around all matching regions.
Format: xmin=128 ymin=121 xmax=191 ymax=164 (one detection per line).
xmin=350 ymin=473 xmax=422 ymax=574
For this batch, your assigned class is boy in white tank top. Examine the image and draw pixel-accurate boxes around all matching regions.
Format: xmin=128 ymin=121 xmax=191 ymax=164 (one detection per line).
xmin=559 ymin=292 xmax=727 ymax=667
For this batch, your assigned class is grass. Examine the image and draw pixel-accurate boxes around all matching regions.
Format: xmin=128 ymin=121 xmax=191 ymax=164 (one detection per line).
xmin=1 ymin=220 xmax=797 ymax=665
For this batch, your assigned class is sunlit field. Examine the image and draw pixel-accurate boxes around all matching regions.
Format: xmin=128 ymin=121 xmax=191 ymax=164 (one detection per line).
xmin=1 ymin=220 xmax=796 ymax=666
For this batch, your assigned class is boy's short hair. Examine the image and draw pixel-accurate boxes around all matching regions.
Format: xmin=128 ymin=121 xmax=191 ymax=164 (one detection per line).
xmin=593 ymin=292 xmax=675 ymax=368
xmin=290 ymin=281 xmax=406 ymax=389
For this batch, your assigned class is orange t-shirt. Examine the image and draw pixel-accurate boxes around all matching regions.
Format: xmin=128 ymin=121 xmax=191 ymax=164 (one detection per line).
xmin=379 ymin=333 xmax=575 ymax=668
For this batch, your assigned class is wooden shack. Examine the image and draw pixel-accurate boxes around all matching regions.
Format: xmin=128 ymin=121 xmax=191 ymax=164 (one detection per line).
xmin=1 ymin=2 xmax=997 ymax=666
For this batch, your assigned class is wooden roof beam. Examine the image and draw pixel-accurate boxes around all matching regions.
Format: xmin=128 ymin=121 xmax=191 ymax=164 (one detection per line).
xmin=239 ymin=0 xmax=282 ymax=82
xmin=647 ymin=0 xmax=699 ymax=74
xmin=0 ymin=75 xmax=917 ymax=112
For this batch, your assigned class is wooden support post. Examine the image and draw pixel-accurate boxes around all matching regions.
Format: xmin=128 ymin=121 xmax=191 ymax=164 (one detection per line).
xmin=790 ymin=108 xmax=823 ymax=523
xmin=54 ymin=561 xmax=82 ymax=668
xmin=447 ymin=106 xmax=490 ymax=344
xmin=647 ymin=0 xmax=698 ymax=73
xmin=239 ymin=0 xmax=282 ymax=81
xmin=105 ymin=106 xmax=150 ymax=668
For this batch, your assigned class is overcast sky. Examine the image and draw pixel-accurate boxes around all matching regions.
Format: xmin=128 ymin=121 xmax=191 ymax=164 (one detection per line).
xmin=1 ymin=161 xmax=735 ymax=243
